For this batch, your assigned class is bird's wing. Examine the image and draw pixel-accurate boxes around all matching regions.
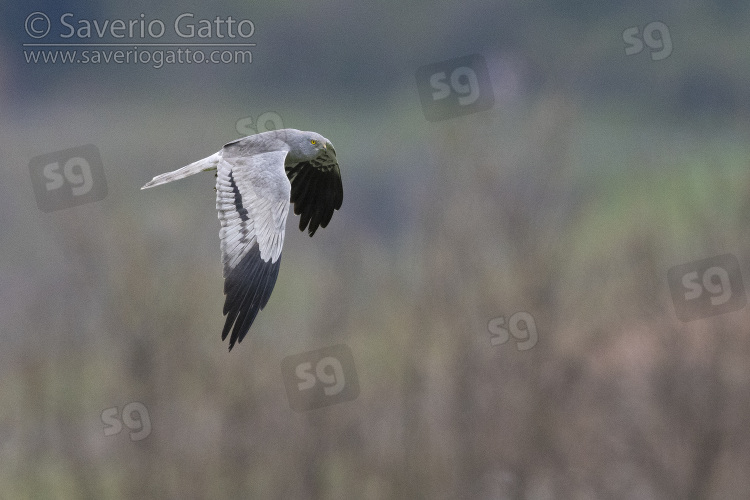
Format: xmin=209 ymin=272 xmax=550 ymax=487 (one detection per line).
xmin=216 ymin=149 xmax=291 ymax=350
xmin=285 ymin=157 xmax=343 ymax=236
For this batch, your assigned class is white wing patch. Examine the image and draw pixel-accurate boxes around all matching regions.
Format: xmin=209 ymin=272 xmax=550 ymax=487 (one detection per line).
xmin=216 ymin=151 xmax=290 ymax=272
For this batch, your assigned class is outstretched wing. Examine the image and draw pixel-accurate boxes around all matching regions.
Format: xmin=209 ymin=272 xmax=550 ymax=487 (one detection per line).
xmin=285 ymin=157 xmax=343 ymax=236
xmin=216 ymin=150 xmax=291 ymax=350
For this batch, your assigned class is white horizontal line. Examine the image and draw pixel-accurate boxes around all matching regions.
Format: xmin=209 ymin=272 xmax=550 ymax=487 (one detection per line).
xmin=22 ymin=43 xmax=256 ymax=47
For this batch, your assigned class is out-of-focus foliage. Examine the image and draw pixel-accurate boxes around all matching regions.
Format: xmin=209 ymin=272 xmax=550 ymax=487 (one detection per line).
xmin=2 ymin=0 xmax=750 ymax=498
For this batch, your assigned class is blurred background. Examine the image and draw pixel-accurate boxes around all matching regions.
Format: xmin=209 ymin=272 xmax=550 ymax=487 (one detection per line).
xmin=2 ymin=0 xmax=750 ymax=498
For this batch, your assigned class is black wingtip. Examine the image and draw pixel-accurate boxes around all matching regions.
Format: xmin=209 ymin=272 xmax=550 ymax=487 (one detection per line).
xmin=286 ymin=160 xmax=342 ymax=237
xmin=221 ymin=243 xmax=282 ymax=351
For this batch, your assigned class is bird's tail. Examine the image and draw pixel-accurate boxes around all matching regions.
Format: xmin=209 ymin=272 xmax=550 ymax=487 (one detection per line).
xmin=141 ymin=152 xmax=221 ymax=189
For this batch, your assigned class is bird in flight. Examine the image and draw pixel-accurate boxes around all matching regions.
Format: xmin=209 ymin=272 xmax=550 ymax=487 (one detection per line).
xmin=141 ymin=129 xmax=343 ymax=350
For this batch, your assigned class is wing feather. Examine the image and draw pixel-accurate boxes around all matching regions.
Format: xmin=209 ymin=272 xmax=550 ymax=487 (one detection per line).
xmin=286 ymin=159 xmax=343 ymax=236
xmin=216 ymin=150 xmax=291 ymax=350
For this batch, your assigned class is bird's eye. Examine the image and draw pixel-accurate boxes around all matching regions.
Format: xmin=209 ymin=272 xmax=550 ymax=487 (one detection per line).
xmin=310 ymin=139 xmax=317 ymax=145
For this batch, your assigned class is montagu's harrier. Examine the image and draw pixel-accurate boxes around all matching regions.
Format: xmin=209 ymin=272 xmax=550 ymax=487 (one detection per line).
xmin=142 ymin=129 xmax=343 ymax=350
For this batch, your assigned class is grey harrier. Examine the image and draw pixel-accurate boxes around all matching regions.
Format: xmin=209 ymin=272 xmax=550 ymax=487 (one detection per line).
xmin=141 ymin=129 xmax=343 ymax=350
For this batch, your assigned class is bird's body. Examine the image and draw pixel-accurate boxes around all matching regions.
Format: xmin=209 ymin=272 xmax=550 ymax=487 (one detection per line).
xmin=141 ymin=129 xmax=343 ymax=350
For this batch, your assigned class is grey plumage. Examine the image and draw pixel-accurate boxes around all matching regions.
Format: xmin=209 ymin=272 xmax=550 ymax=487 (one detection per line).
xmin=141 ymin=129 xmax=343 ymax=350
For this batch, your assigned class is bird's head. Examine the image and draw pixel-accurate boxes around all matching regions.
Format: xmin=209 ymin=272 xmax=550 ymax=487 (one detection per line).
xmin=288 ymin=131 xmax=336 ymax=163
